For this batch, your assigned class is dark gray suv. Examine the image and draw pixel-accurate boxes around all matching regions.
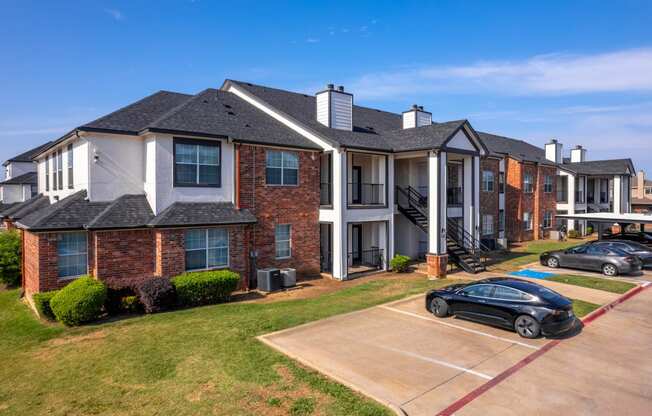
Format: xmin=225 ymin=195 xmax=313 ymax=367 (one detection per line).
xmin=540 ymin=244 xmax=642 ymax=276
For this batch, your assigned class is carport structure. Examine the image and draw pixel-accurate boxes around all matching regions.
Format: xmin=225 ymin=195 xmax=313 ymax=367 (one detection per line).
xmin=556 ymin=212 xmax=652 ymax=237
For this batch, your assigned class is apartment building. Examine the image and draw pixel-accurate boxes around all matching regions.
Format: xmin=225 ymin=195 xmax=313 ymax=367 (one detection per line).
xmin=4 ymin=79 xmax=636 ymax=295
xmin=0 ymin=143 xmax=51 ymax=212
xmin=631 ymin=170 xmax=652 ymax=212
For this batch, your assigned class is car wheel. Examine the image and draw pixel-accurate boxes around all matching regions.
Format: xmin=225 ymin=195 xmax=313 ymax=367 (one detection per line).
xmin=547 ymin=257 xmax=559 ymax=268
xmin=514 ymin=315 xmax=541 ymax=339
xmin=602 ymin=264 xmax=618 ymax=277
xmin=430 ymin=297 xmax=449 ymax=317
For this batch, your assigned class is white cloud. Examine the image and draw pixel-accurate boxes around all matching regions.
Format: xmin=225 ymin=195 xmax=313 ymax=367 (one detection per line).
xmin=350 ymin=48 xmax=652 ymax=99
xmin=104 ymin=8 xmax=124 ymax=21
xmin=306 ymin=37 xmax=320 ymax=43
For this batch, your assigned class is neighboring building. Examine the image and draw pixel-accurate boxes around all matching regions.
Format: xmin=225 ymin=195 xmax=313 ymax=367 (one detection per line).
xmin=9 ymin=80 xmax=638 ymax=295
xmin=0 ymin=142 xmax=51 ymax=212
xmin=631 ymin=170 xmax=652 ymax=213
xmin=544 ymin=141 xmax=635 ymax=235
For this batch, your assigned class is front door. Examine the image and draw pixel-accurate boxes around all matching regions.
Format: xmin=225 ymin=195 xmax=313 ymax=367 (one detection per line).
xmin=351 ymin=224 xmax=362 ymax=264
xmin=352 ymin=166 xmax=362 ymax=204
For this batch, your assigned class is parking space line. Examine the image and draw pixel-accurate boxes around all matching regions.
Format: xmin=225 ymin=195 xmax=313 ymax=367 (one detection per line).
xmin=376 ymin=345 xmax=493 ymax=380
xmin=379 ymin=305 xmax=540 ymax=350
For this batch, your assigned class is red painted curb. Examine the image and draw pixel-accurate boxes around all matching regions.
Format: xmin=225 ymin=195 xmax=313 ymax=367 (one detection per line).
xmin=435 ymin=282 xmax=650 ymax=416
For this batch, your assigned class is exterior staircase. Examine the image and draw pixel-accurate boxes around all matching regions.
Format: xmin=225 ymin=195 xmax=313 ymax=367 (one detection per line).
xmin=396 ymin=185 xmax=488 ymax=274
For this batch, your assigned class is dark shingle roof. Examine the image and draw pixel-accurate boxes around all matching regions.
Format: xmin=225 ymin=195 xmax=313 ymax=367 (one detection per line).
xmin=3 ymin=142 xmax=53 ymax=166
xmin=148 ymin=202 xmax=257 ymax=227
xmin=478 ymin=132 xmax=553 ymax=164
xmin=86 ymin=194 xmax=154 ymax=230
xmin=0 ymin=202 xmax=19 ymax=213
xmin=1 ymin=194 xmax=50 ymax=220
xmin=17 ymin=191 xmax=110 ymax=231
xmin=561 ymin=159 xmax=635 ymax=175
xmin=385 ymin=120 xmax=468 ymax=152
xmin=0 ymin=172 xmax=37 ymax=185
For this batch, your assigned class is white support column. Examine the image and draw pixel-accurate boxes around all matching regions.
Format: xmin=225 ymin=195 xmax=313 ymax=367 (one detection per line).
xmin=427 ymin=151 xmax=443 ymax=254
xmin=463 ymin=156 xmax=473 ymax=243
xmin=614 ymin=175 xmax=622 ymax=214
xmin=331 ymin=150 xmax=347 ymax=279
xmin=567 ymin=174 xmax=576 ymax=231
xmin=473 ymin=156 xmax=480 ymax=246
xmin=440 ymin=152 xmax=448 ymax=251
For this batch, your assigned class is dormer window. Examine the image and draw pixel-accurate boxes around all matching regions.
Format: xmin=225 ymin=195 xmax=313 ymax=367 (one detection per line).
xmin=173 ymin=138 xmax=221 ymax=187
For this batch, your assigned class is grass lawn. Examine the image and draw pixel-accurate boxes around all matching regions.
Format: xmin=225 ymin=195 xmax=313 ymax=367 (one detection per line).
xmin=570 ymin=298 xmax=601 ymax=317
xmin=490 ymin=239 xmax=590 ymax=271
xmin=548 ymin=275 xmax=637 ymax=294
xmin=0 ymin=274 xmax=462 ymax=416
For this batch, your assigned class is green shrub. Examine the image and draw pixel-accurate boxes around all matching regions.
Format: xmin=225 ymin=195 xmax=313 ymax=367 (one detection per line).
xmin=0 ymin=230 xmax=22 ymax=286
xmin=586 ymin=226 xmax=593 ymax=235
xmin=390 ymin=254 xmax=411 ymax=272
xmin=50 ymin=277 xmax=107 ymax=326
xmin=568 ymin=229 xmax=580 ymax=239
xmin=136 ymin=278 xmax=176 ymax=313
xmin=120 ymin=296 xmax=142 ymax=314
xmin=32 ymin=290 xmax=59 ymax=320
xmin=172 ymin=269 xmax=240 ymax=307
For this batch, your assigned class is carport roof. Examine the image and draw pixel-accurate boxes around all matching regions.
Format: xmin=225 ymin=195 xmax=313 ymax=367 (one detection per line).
xmin=556 ymin=212 xmax=652 ymax=224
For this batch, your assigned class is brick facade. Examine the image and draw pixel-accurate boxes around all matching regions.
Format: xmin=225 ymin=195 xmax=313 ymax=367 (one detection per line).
xmin=504 ymin=157 xmax=557 ymax=242
xmin=23 ymin=231 xmax=65 ymax=294
xmin=238 ymin=144 xmax=320 ymax=277
xmin=91 ymin=229 xmax=156 ymax=287
xmin=479 ymin=158 xmax=500 ymax=240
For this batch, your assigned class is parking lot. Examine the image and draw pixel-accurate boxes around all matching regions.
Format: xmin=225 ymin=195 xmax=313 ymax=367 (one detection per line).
xmin=260 ymin=283 xmax=652 ymax=415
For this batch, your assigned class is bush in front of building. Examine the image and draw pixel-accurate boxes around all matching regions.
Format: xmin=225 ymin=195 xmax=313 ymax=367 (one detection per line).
xmin=568 ymin=229 xmax=580 ymax=239
xmin=32 ymin=290 xmax=59 ymax=320
xmin=0 ymin=230 xmax=22 ymax=287
xmin=135 ymin=278 xmax=176 ymax=314
xmin=50 ymin=277 xmax=107 ymax=326
xmin=586 ymin=226 xmax=593 ymax=235
xmin=171 ymin=270 xmax=240 ymax=307
xmin=390 ymin=254 xmax=411 ymax=273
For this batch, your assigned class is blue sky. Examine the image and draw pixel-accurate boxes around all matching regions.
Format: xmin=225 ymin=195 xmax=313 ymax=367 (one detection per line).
xmin=2 ymin=0 xmax=652 ymax=174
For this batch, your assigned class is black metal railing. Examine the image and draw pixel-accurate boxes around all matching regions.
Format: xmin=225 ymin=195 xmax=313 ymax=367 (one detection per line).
xmin=447 ymin=187 xmax=463 ymax=206
xmin=347 ymin=248 xmax=384 ymax=271
xmin=396 ymin=186 xmax=428 ymax=228
xmin=320 ymin=251 xmax=332 ymax=273
xmin=575 ymin=191 xmax=585 ymax=204
xmin=348 ymin=182 xmax=384 ymax=205
xmin=320 ymin=182 xmax=332 ymax=206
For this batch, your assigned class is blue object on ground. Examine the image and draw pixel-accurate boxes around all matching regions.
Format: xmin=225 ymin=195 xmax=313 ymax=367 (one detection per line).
xmin=508 ymin=269 xmax=555 ymax=279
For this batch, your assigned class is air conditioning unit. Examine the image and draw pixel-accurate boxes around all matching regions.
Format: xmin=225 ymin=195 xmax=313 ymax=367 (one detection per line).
xmin=280 ymin=268 xmax=296 ymax=287
xmin=257 ymin=268 xmax=281 ymax=292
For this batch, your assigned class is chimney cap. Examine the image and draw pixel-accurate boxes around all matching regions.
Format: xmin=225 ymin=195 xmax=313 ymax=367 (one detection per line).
xmin=549 ymin=139 xmax=558 ymax=144
xmin=574 ymin=145 xmax=583 ymax=149
xmin=411 ymin=104 xmax=418 ymax=110
xmin=418 ymin=105 xmax=424 ymax=111
xmin=337 ymin=85 xmax=344 ymax=92
xmin=326 ymin=83 xmax=334 ymax=90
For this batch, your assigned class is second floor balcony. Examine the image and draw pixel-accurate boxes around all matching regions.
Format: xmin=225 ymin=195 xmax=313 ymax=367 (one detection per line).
xmin=348 ymin=182 xmax=385 ymax=206
xmin=447 ymin=187 xmax=463 ymax=206
xmin=347 ymin=152 xmax=387 ymax=207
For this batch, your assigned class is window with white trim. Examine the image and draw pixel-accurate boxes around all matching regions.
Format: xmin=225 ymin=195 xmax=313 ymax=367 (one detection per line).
xmin=266 ymin=150 xmax=298 ymax=185
xmin=524 ymin=173 xmax=534 ymax=193
xmin=45 ymin=155 xmax=50 ymax=191
xmin=523 ymin=212 xmax=533 ymax=230
xmin=57 ymin=232 xmax=88 ymax=278
xmin=57 ymin=149 xmax=63 ymax=190
xmin=482 ymin=170 xmax=494 ymax=192
xmin=543 ymin=211 xmax=553 ymax=229
xmin=275 ymin=224 xmax=291 ymax=258
xmin=482 ymin=214 xmax=494 ymax=236
xmin=52 ymin=153 xmax=57 ymax=191
xmin=544 ymin=175 xmax=553 ymax=193
xmin=184 ymin=228 xmax=229 ymax=271
xmin=174 ymin=139 xmax=221 ymax=187
xmin=67 ymin=144 xmax=74 ymax=189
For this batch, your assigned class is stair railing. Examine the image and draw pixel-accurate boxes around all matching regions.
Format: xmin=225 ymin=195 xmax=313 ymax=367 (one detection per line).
xmin=396 ymin=186 xmax=428 ymax=219
xmin=446 ymin=219 xmax=491 ymax=266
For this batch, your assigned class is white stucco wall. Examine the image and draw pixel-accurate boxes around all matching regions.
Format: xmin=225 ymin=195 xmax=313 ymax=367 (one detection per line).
xmin=5 ymin=161 xmax=35 ymax=180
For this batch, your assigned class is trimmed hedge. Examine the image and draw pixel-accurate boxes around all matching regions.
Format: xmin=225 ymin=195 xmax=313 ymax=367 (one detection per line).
xmin=390 ymin=254 xmax=411 ymax=273
xmin=32 ymin=290 xmax=59 ymax=320
xmin=136 ymin=278 xmax=175 ymax=314
xmin=172 ymin=270 xmax=240 ymax=307
xmin=50 ymin=277 xmax=107 ymax=326
xmin=0 ymin=230 xmax=22 ymax=286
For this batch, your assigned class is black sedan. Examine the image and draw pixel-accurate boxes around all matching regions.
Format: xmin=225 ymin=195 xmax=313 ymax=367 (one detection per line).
xmin=425 ymin=278 xmax=575 ymax=338
xmin=602 ymin=231 xmax=652 ymax=246
xmin=588 ymin=240 xmax=652 ymax=268
xmin=541 ymin=244 xmax=642 ymax=276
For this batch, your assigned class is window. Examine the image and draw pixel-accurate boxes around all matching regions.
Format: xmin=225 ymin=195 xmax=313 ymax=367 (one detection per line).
xmin=523 ymin=173 xmax=534 ymax=193
xmin=184 ymin=228 xmax=229 ymax=271
xmin=67 ymin=144 xmax=73 ymax=189
xmin=482 ymin=170 xmax=494 ymax=192
xmin=499 ymin=172 xmax=505 ymax=193
xmin=544 ymin=175 xmax=553 ymax=193
xmin=30 ymin=184 xmax=37 ymax=197
xmin=523 ymin=212 xmax=532 ymax=230
xmin=482 ymin=214 xmax=494 ymax=236
xmin=52 ymin=153 xmax=57 ymax=191
xmin=460 ymin=284 xmax=494 ymax=298
xmin=174 ymin=139 xmax=221 ymax=187
xmin=57 ymin=149 xmax=63 ymax=190
xmin=266 ymin=150 xmax=298 ymax=186
xmin=45 ymin=155 xmax=50 ymax=192
xmin=543 ymin=211 xmax=553 ymax=229
xmin=493 ymin=286 xmax=531 ymax=301
xmin=646 ymin=187 xmax=652 ymax=195
xmin=57 ymin=232 xmax=88 ymax=278
xmin=498 ymin=209 xmax=505 ymax=231
xmin=275 ymin=224 xmax=292 ymax=258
